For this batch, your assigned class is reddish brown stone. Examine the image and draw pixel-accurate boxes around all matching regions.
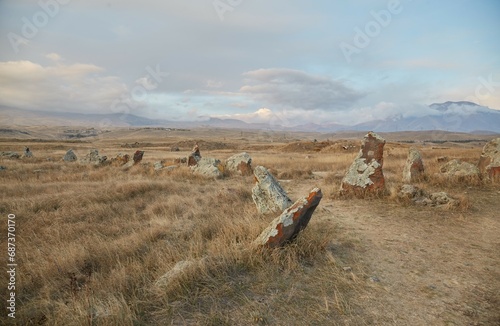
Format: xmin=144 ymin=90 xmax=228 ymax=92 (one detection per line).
xmin=254 ymin=188 xmax=322 ymax=248
xmin=133 ymin=150 xmax=144 ymax=164
xmin=111 ymin=153 xmax=130 ymax=166
xmin=226 ymin=152 xmax=252 ymax=175
xmin=340 ymin=132 xmax=386 ymax=196
xmin=478 ymin=138 xmax=500 ymax=182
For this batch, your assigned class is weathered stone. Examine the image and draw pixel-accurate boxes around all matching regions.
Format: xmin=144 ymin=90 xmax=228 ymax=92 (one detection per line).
xmin=153 ymin=161 xmax=164 ymax=171
xmin=171 ymin=146 xmax=180 ymax=152
xmin=429 ymin=192 xmax=457 ymax=206
xmin=225 ymin=152 xmax=252 ymax=175
xmin=110 ymin=153 xmax=130 ymax=166
xmin=254 ymin=188 xmax=323 ymax=248
xmin=80 ymin=149 xmax=107 ymax=165
xmin=133 ymin=150 xmax=144 ymax=164
xmin=398 ymin=184 xmax=425 ymax=199
xmin=187 ymin=154 xmax=200 ymax=167
xmin=155 ymin=259 xmax=205 ymax=288
xmin=0 ymin=151 xmax=20 ymax=159
xmin=22 ymin=147 xmax=33 ymax=158
xmin=63 ymin=149 xmax=77 ymax=162
xmin=340 ymin=131 xmax=386 ymax=195
xmin=478 ymin=138 xmax=500 ymax=181
xmin=440 ymin=159 xmax=479 ymax=177
xmin=398 ymin=184 xmax=458 ymax=208
xmin=191 ymin=157 xmax=224 ymax=178
xmin=437 ymin=156 xmax=448 ymax=163
xmin=402 ymin=147 xmax=424 ymax=183
xmin=0 ymin=166 xmax=6 ymax=171
xmin=252 ymin=166 xmax=293 ymax=214
xmin=174 ymin=157 xmax=187 ymax=164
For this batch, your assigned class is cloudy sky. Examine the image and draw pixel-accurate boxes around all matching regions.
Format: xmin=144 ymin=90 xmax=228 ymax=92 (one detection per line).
xmin=1 ymin=0 xmax=499 ymax=126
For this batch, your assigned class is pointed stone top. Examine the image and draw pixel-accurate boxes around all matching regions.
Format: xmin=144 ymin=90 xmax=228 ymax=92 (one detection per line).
xmin=365 ymin=131 xmax=385 ymax=143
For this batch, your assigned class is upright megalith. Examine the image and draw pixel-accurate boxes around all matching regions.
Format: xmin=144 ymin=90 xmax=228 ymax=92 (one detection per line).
xmin=254 ymin=188 xmax=323 ymax=248
xmin=63 ymin=149 xmax=77 ymax=162
xmin=402 ymin=147 xmax=425 ymax=183
xmin=22 ymin=147 xmax=33 ymax=158
xmin=133 ymin=150 xmax=144 ymax=164
xmin=252 ymin=166 xmax=293 ymax=214
xmin=187 ymin=143 xmax=201 ymax=167
xmin=225 ymin=152 xmax=252 ymax=175
xmin=478 ymin=138 xmax=500 ymax=181
xmin=80 ymin=149 xmax=107 ymax=165
xmin=340 ymin=131 xmax=386 ymax=195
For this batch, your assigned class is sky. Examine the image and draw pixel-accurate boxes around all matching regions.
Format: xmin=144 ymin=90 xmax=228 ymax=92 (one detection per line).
xmin=0 ymin=0 xmax=499 ymax=126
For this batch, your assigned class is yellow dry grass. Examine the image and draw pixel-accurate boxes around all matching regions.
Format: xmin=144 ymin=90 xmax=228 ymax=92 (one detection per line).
xmin=0 ymin=129 xmax=499 ymax=325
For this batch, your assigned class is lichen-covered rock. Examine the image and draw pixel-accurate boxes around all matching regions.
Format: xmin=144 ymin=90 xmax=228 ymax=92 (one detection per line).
xmin=191 ymin=157 xmax=224 ymax=178
xmin=110 ymin=153 xmax=130 ymax=166
xmin=133 ymin=150 xmax=144 ymax=164
xmin=402 ymin=147 xmax=424 ymax=183
xmin=0 ymin=151 xmax=20 ymax=159
xmin=398 ymin=184 xmax=458 ymax=208
xmin=225 ymin=152 xmax=252 ymax=175
xmin=398 ymin=184 xmax=425 ymax=199
xmin=187 ymin=144 xmax=201 ymax=167
xmin=63 ymin=149 xmax=77 ymax=162
xmin=340 ymin=131 xmax=386 ymax=195
xmin=80 ymin=149 xmax=107 ymax=165
xmin=154 ymin=161 xmax=164 ymax=171
xmin=440 ymin=159 xmax=479 ymax=177
xmin=478 ymin=138 xmax=500 ymax=182
xmin=254 ymin=188 xmax=323 ymax=248
xmin=252 ymin=166 xmax=293 ymax=214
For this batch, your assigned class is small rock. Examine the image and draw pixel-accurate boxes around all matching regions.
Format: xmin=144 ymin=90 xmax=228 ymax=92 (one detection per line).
xmin=0 ymin=166 xmax=6 ymax=171
xmin=0 ymin=151 xmax=20 ymax=159
xmin=154 ymin=161 xmax=164 ymax=171
xmin=369 ymin=275 xmax=380 ymax=283
xmin=437 ymin=156 xmax=448 ymax=163
xmin=170 ymin=146 xmax=180 ymax=152
xmin=22 ymin=147 xmax=33 ymax=158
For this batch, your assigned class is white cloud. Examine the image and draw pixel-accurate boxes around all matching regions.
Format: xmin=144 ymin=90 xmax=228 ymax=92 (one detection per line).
xmin=0 ymin=60 xmax=136 ymax=114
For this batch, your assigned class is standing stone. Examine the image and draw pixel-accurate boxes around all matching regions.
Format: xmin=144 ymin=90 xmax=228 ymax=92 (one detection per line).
xmin=80 ymin=149 xmax=107 ymax=165
xmin=22 ymin=147 xmax=33 ymax=158
xmin=187 ymin=143 xmax=201 ymax=166
xmin=252 ymin=166 xmax=293 ymax=214
xmin=402 ymin=147 xmax=425 ymax=183
xmin=133 ymin=150 xmax=144 ymax=164
xmin=225 ymin=152 xmax=252 ymax=175
xmin=478 ymin=138 xmax=500 ymax=181
xmin=340 ymin=131 xmax=386 ymax=195
xmin=63 ymin=149 xmax=77 ymax=162
xmin=254 ymin=188 xmax=323 ymax=248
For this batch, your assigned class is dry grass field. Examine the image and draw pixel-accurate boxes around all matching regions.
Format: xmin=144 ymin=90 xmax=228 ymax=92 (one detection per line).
xmin=0 ymin=127 xmax=499 ymax=325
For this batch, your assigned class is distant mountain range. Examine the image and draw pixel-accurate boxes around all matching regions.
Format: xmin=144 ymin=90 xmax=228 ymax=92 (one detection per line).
xmin=1 ymin=101 xmax=499 ymax=133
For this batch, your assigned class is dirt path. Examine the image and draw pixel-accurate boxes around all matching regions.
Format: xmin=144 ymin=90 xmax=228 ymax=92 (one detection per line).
xmin=289 ymin=181 xmax=500 ymax=325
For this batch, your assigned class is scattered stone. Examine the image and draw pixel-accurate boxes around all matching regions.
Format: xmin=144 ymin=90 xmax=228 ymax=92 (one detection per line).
xmin=225 ymin=152 xmax=252 ymax=175
xmin=155 ymin=259 xmax=202 ymax=288
xmin=133 ymin=150 xmax=144 ymax=164
xmin=440 ymin=159 xmax=479 ymax=177
xmin=254 ymin=188 xmax=323 ymax=248
xmin=22 ymin=147 xmax=33 ymax=158
xmin=398 ymin=184 xmax=458 ymax=208
xmin=252 ymin=166 xmax=293 ymax=214
xmin=0 ymin=151 xmax=20 ymax=159
xmin=437 ymin=156 xmax=448 ymax=163
xmin=402 ymin=147 xmax=424 ymax=183
xmin=80 ymin=149 xmax=107 ymax=165
xmin=110 ymin=153 xmax=130 ymax=166
xmin=174 ymin=157 xmax=187 ymax=164
xmin=191 ymin=157 xmax=224 ymax=178
xmin=478 ymin=138 xmax=500 ymax=181
xmin=63 ymin=149 xmax=77 ymax=162
xmin=170 ymin=146 xmax=180 ymax=152
xmin=165 ymin=165 xmax=178 ymax=172
xmin=153 ymin=161 xmax=164 ymax=171
xmin=0 ymin=166 xmax=6 ymax=171
xmin=340 ymin=131 xmax=386 ymax=195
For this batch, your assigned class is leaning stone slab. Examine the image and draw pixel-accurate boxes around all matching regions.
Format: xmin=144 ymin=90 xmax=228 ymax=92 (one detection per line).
xmin=478 ymin=138 xmax=500 ymax=181
xmin=191 ymin=157 xmax=224 ymax=178
xmin=252 ymin=166 xmax=293 ymax=214
xmin=254 ymin=188 xmax=323 ymax=248
xmin=340 ymin=131 xmax=386 ymax=195
xmin=402 ymin=147 xmax=425 ymax=183
xmin=225 ymin=152 xmax=252 ymax=175
xmin=63 ymin=149 xmax=77 ymax=162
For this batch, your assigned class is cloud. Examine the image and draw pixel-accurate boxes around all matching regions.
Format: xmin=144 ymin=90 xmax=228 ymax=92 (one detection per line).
xmin=240 ymin=68 xmax=364 ymax=111
xmin=0 ymin=60 xmax=136 ymax=114
xmin=45 ymin=53 xmax=62 ymax=62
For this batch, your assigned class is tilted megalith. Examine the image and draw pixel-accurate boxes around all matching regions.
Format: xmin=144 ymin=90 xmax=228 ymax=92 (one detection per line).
xmin=252 ymin=166 xmax=293 ymax=214
xmin=225 ymin=152 xmax=252 ymax=175
xmin=254 ymin=188 xmax=323 ymax=248
xmin=340 ymin=131 xmax=386 ymax=195
xmin=402 ymin=147 xmax=425 ymax=183
xmin=478 ymin=138 xmax=500 ymax=181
